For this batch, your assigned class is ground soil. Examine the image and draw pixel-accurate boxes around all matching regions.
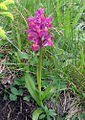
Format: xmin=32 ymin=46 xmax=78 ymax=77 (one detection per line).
xmin=0 ymin=82 xmax=37 ymax=120
xmin=0 ymin=83 xmax=85 ymax=120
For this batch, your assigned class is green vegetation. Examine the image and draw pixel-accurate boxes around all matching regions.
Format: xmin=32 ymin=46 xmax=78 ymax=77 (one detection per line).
xmin=0 ymin=0 xmax=85 ymax=120
xmin=0 ymin=0 xmax=14 ymax=39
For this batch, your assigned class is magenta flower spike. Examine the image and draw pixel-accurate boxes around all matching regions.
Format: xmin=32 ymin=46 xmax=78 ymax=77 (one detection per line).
xmin=26 ymin=8 xmax=54 ymax=51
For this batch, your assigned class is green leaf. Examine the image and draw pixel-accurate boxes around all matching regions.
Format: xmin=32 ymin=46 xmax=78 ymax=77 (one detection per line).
xmin=23 ymin=96 xmax=30 ymax=101
xmin=8 ymin=51 xmax=13 ymax=55
xmin=32 ymin=108 xmax=43 ymax=120
xmin=82 ymin=93 xmax=85 ymax=97
xmin=18 ymin=89 xmax=23 ymax=96
xmin=42 ymin=85 xmax=56 ymax=102
xmin=9 ymin=94 xmax=17 ymax=101
xmin=52 ymin=79 xmax=66 ymax=89
xmin=4 ymin=94 xmax=8 ymax=100
xmin=11 ymin=87 xmax=19 ymax=95
xmin=39 ymin=114 xmax=46 ymax=119
xmin=25 ymin=73 xmax=40 ymax=106
xmin=49 ymin=109 xmax=56 ymax=116
xmin=14 ymin=78 xmax=25 ymax=85
xmin=11 ymin=87 xmax=23 ymax=96
xmin=72 ymin=114 xmax=85 ymax=120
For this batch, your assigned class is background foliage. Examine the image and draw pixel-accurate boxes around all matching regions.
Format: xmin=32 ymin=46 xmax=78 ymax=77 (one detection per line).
xmin=0 ymin=0 xmax=85 ymax=119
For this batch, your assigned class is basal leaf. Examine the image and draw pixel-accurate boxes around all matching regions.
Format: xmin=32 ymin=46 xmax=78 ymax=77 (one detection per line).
xmin=42 ymin=85 xmax=56 ymax=102
xmin=39 ymin=114 xmax=46 ymax=119
xmin=25 ymin=74 xmax=40 ymax=106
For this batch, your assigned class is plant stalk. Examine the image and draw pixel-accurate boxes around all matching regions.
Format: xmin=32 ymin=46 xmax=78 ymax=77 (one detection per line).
xmin=37 ymin=47 xmax=42 ymax=106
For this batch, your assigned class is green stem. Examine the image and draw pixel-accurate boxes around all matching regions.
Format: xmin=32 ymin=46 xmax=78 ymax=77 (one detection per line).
xmin=37 ymin=47 xmax=42 ymax=106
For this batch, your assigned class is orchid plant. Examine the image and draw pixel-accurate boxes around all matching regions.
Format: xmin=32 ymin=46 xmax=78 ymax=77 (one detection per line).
xmin=25 ymin=8 xmax=56 ymax=119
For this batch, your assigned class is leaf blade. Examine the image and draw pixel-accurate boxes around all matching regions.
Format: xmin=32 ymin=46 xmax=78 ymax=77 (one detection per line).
xmin=25 ymin=73 xmax=40 ymax=106
xmin=42 ymin=85 xmax=56 ymax=102
xmin=32 ymin=108 xmax=43 ymax=120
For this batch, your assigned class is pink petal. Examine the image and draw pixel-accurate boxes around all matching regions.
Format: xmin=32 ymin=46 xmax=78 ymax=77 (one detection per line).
xmin=37 ymin=29 xmax=42 ymax=36
xmin=26 ymin=30 xmax=30 ymax=33
xmin=26 ymin=16 xmax=34 ymax=22
xmin=48 ymin=22 xmax=52 ymax=28
xmin=35 ymin=8 xmax=45 ymax=16
xmin=42 ymin=35 xmax=54 ymax=47
xmin=43 ymin=40 xmax=54 ymax=47
xmin=44 ymin=27 xmax=48 ymax=33
xmin=28 ymin=34 xmax=33 ymax=41
xmin=47 ymin=40 xmax=54 ymax=46
xmin=26 ymin=8 xmax=54 ymax=51
xmin=46 ymin=16 xmax=53 ymax=22
xmin=32 ymin=39 xmax=39 ymax=43
xmin=41 ymin=14 xmax=46 ymax=22
xmin=32 ymin=44 xmax=39 ymax=51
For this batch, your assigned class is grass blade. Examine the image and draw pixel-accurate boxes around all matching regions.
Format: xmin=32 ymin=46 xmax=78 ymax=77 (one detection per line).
xmin=56 ymin=0 xmax=62 ymax=29
xmin=72 ymin=2 xmax=85 ymax=28
xmin=55 ymin=85 xmax=60 ymax=109
xmin=80 ymin=49 xmax=84 ymax=72
xmin=64 ymin=8 xmax=71 ymax=40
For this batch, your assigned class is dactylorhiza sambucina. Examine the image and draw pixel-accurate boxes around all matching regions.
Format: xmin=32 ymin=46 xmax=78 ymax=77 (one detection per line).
xmin=26 ymin=8 xmax=54 ymax=51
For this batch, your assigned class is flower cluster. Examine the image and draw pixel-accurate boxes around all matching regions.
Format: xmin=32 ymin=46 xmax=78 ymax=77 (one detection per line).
xmin=26 ymin=8 xmax=54 ymax=51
